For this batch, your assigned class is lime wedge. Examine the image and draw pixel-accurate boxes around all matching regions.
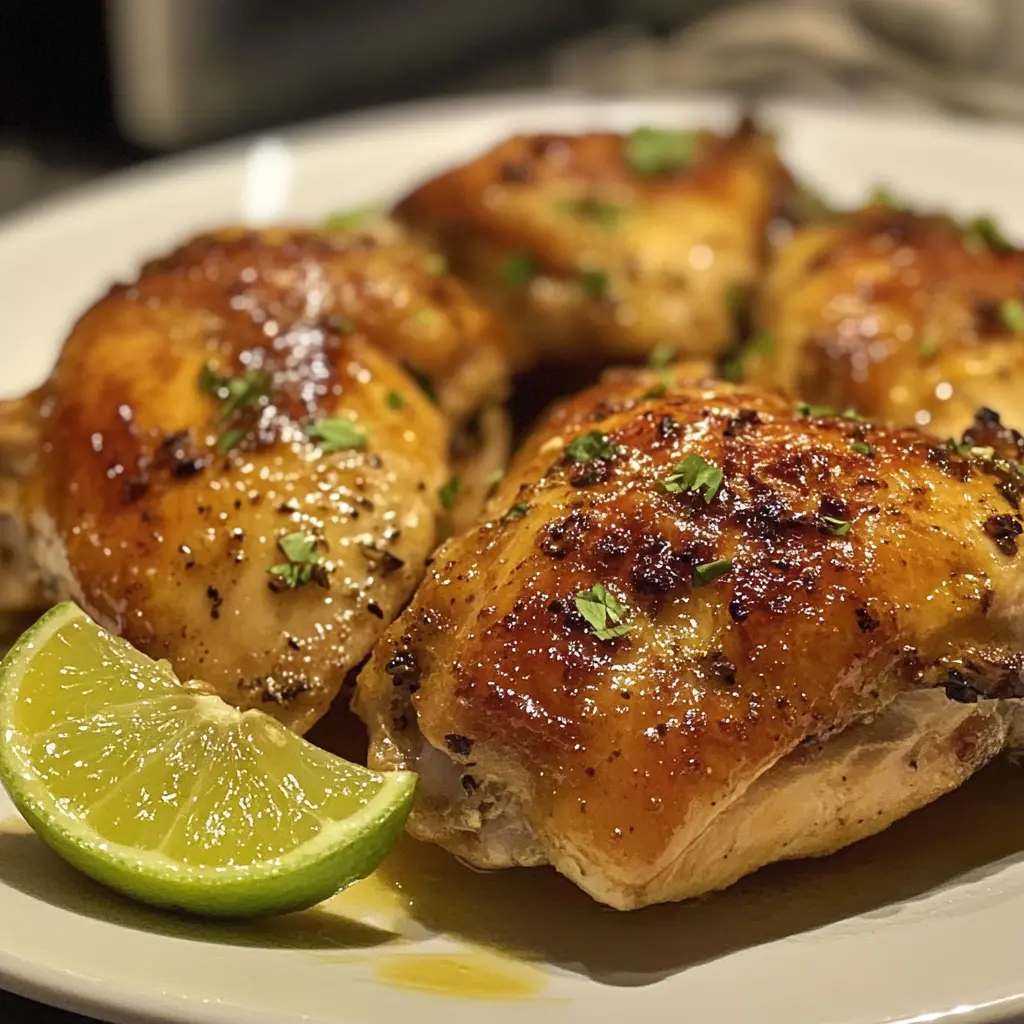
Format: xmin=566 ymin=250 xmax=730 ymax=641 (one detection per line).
xmin=0 ymin=602 xmax=416 ymax=917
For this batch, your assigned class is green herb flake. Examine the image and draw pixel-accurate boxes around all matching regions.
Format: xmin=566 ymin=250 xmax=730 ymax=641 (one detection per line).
xmin=648 ymin=343 xmax=677 ymax=369
xmin=821 ymin=515 xmax=851 ymax=537
xmin=626 ymin=127 xmax=696 ymax=176
xmin=575 ymin=582 xmax=634 ymax=641
xmin=199 ymin=365 xmax=272 ymax=420
xmin=386 ymin=390 xmax=405 ymax=411
xmin=323 ymin=206 xmax=379 ymax=231
xmin=851 ymin=441 xmax=873 ymax=456
xmin=919 ymin=335 xmax=940 ymax=360
xmin=556 ymin=195 xmax=623 ymax=228
xmin=963 ymin=215 xmax=1010 ymax=254
xmin=795 ymin=401 xmax=836 ymax=418
xmin=641 ymin=382 xmax=668 ymax=401
xmin=579 ymin=268 xmax=609 ymax=297
xmin=306 ymin=418 xmax=367 ymax=453
xmin=1002 ymin=299 xmax=1024 ymax=334
xmin=720 ymin=356 xmax=743 ymax=383
xmin=565 ymin=431 xmax=619 ymax=463
xmin=869 ymin=186 xmax=894 ymax=207
xmin=501 ymin=252 xmax=538 ymax=289
xmin=693 ymin=559 xmax=733 ymax=586
xmin=795 ymin=402 xmax=865 ymax=421
xmin=439 ymin=476 xmax=461 ymax=511
xmin=215 ymin=427 xmax=247 ymax=454
xmin=501 ymin=502 xmax=530 ymax=523
xmin=267 ymin=531 xmax=324 ymax=590
xmin=659 ymin=454 xmax=724 ymax=503
xmin=748 ymin=331 xmax=775 ymax=356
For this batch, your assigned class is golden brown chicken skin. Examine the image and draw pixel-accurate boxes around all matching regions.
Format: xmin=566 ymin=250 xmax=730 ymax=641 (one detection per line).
xmin=749 ymin=206 xmax=1024 ymax=437
xmin=395 ymin=120 xmax=792 ymax=370
xmin=357 ymin=370 xmax=1024 ymax=909
xmin=0 ymin=226 xmax=509 ymax=732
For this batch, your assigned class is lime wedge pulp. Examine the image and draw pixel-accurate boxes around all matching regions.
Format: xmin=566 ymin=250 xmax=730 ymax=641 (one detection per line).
xmin=0 ymin=602 xmax=416 ymax=917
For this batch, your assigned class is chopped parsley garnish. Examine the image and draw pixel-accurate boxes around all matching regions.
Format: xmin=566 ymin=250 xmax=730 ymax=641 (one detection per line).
xmin=565 ymin=431 xmax=618 ymax=463
xmin=488 ymin=468 xmax=505 ymax=486
xmin=641 ymin=382 xmax=668 ymax=401
xmin=386 ymin=390 xmax=405 ymax=410
xmin=963 ymin=215 xmax=1010 ymax=254
xmin=648 ymin=343 xmax=677 ymax=369
xmin=659 ymin=454 xmax=724 ymax=503
xmin=919 ymin=335 xmax=940 ymax=360
xmin=868 ymin=186 xmax=894 ymax=207
xmin=579 ymin=268 xmax=609 ymax=297
xmin=215 ymin=427 xmax=247 ymax=454
xmin=851 ymin=441 xmax=873 ymax=456
xmin=323 ymin=206 xmax=379 ymax=231
xmin=626 ymin=127 xmax=696 ymax=176
xmin=1002 ymin=299 xmax=1024 ymax=333
xmin=821 ymin=515 xmax=851 ymax=537
xmin=502 ymin=252 xmax=538 ymax=289
xmin=946 ymin=438 xmax=996 ymax=460
xmin=501 ymin=502 xmax=530 ymax=523
xmin=267 ymin=531 xmax=325 ymax=590
xmin=795 ymin=402 xmax=864 ymax=421
xmin=306 ymin=418 xmax=367 ymax=452
xmin=575 ymin=582 xmax=633 ymax=641
xmin=748 ymin=331 xmax=775 ymax=355
xmin=439 ymin=476 xmax=461 ymax=511
xmin=556 ymin=195 xmax=623 ymax=227
xmin=693 ymin=559 xmax=733 ymax=586
xmin=199 ymin=365 xmax=272 ymax=420
xmin=720 ymin=356 xmax=743 ymax=383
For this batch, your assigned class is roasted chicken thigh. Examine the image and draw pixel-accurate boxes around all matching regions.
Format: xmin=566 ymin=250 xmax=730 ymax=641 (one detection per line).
xmin=357 ymin=370 xmax=1024 ymax=909
xmin=748 ymin=205 xmax=1024 ymax=436
xmin=0 ymin=226 xmax=509 ymax=732
xmin=395 ymin=119 xmax=792 ymax=370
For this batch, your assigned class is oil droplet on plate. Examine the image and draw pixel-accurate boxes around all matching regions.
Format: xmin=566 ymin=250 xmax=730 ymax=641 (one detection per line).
xmin=373 ymin=950 xmax=546 ymax=1001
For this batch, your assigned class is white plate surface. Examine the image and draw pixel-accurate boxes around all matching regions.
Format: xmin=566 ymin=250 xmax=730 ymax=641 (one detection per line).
xmin=3 ymin=93 xmax=1024 ymax=1024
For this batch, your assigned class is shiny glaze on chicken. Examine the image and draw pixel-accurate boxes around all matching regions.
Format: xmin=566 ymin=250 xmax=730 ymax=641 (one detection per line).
xmin=357 ymin=369 xmax=1024 ymax=908
xmin=750 ymin=205 xmax=1024 ymax=437
xmin=1 ymin=226 xmax=509 ymax=732
xmin=395 ymin=120 xmax=792 ymax=369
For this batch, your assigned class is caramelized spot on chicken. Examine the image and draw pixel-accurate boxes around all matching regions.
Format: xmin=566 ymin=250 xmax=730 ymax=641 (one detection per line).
xmin=0 ymin=225 xmax=510 ymax=731
xmin=395 ymin=119 xmax=793 ymax=370
xmin=356 ymin=369 xmax=1024 ymax=909
xmin=750 ymin=206 xmax=1024 ymax=436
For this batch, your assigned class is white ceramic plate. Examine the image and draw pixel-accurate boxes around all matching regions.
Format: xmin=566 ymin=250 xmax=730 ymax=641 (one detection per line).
xmin=3 ymin=94 xmax=1024 ymax=1024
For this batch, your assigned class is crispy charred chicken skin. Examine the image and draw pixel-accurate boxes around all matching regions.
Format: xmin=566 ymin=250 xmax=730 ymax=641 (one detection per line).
xmin=0 ymin=225 xmax=509 ymax=732
xmin=357 ymin=369 xmax=1024 ymax=909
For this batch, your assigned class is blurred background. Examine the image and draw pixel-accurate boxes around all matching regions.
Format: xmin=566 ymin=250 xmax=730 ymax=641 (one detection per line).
xmin=4 ymin=0 xmax=1024 ymax=218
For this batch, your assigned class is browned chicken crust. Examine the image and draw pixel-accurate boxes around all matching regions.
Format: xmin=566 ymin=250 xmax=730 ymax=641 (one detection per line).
xmin=750 ymin=206 xmax=1024 ymax=437
xmin=395 ymin=120 xmax=793 ymax=369
xmin=357 ymin=369 xmax=1024 ymax=908
xmin=0 ymin=226 xmax=510 ymax=731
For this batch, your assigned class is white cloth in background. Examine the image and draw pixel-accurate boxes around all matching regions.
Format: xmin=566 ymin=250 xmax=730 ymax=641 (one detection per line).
xmin=551 ymin=0 xmax=1024 ymax=118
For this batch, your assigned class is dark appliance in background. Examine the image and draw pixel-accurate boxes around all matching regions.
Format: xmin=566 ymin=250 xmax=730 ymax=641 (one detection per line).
xmin=2 ymin=0 xmax=603 ymax=152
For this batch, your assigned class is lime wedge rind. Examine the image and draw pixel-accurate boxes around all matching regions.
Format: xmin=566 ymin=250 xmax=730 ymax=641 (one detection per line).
xmin=0 ymin=602 xmax=417 ymax=918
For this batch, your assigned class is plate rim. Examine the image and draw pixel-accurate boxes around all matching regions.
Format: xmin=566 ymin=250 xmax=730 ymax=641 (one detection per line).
xmin=4 ymin=89 xmax=1024 ymax=1024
